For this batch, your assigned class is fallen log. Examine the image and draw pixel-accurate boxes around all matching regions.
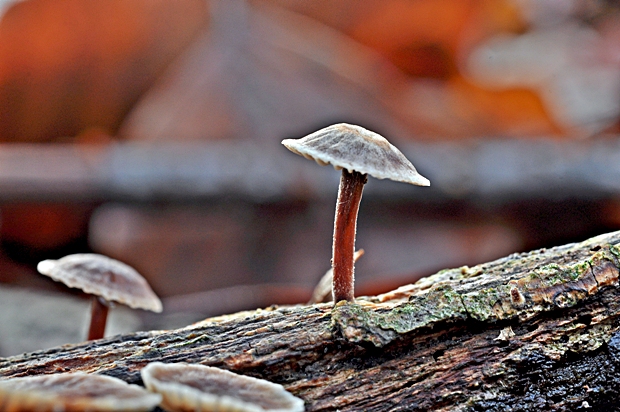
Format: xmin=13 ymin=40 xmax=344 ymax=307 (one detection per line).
xmin=3 ymin=231 xmax=620 ymax=411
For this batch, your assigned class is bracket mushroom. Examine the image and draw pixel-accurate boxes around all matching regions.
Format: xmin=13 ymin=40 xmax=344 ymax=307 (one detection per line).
xmin=37 ymin=253 xmax=162 ymax=341
xmin=141 ymin=362 xmax=305 ymax=412
xmin=282 ymin=123 xmax=430 ymax=303
xmin=0 ymin=372 xmax=162 ymax=411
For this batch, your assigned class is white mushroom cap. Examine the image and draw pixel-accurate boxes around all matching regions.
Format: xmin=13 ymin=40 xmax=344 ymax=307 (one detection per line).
xmin=0 ymin=372 xmax=162 ymax=412
xmin=141 ymin=362 xmax=305 ymax=412
xmin=282 ymin=123 xmax=430 ymax=186
xmin=37 ymin=254 xmax=162 ymax=313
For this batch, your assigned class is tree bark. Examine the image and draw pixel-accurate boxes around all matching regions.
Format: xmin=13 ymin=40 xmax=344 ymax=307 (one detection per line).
xmin=4 ymin=231 xmax=620 ymax=411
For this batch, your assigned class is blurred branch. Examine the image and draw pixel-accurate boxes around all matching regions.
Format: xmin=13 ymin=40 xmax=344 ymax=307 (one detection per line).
xmin=1 ymin=137 xmax=620 ymax=202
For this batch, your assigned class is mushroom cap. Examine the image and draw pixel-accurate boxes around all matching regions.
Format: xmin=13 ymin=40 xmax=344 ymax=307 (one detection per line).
xmin=0 ymin=372 xmax=162 ymax=412
xmin=141 ymin=362 xmax=305 ymax=412
xmin=37 ymin=253 xmax=163 ymax=313
xmin=282 ymin=123 xmax=430 ymax=186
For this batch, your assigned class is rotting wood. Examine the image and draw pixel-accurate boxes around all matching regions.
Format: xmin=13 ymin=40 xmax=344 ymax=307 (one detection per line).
xmin=4 ymin=231 xmax=620 ymax=411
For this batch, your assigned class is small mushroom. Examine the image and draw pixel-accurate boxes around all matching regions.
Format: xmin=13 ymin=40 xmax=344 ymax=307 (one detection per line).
xmin=37 ymin=253 xmax=162 ymax=341
xmin=510 ymin=286 xmax=526 ymax=307
xmin=141 ymin=362 xmax=305 ymax=412
xmin=282 ymin=123 xmax=429 ymax=303
xmin=308 ymin=249 xmax=364 ymax=304
xmin=0 ymin=372 xmax=162 ymax=412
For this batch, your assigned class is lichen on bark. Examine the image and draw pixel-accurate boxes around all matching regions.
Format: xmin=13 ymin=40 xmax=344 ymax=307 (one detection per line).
xmin=332 ymin=234 xmax=620 ymax=355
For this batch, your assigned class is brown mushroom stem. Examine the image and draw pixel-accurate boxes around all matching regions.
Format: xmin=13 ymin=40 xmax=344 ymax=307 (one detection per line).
xmin=332 ymin=169 xmax=367 ymax=303
xmin=87 ymin=297 xmax=109 ymax=341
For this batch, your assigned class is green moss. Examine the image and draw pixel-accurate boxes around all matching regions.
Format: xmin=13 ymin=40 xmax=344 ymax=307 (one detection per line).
xmin=436 ymin=268 xmax=454 ymax=275
xmin=331 ymin=284 xmax=469 ymax=346
xmin=570 ymin=261 xmax=590 ymax=280
xmin=167 ymin=333 xmax=213 ymax=349
xmin=333 ymin=239 xmax=620 ymax=347
xmin=609 ymin=243 xmax=620 ymax=260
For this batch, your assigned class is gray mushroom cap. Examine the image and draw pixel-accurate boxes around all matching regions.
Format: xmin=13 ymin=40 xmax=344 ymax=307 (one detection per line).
xmin=37 ymin=253 xmax=162 ymax=313
xmin=141 ymin=362 xmax=305 ymax=412
xmin=282 ymin=123 xmax=430 ymax=186
xmin=0 ymin=372 xmax=162 ymax=412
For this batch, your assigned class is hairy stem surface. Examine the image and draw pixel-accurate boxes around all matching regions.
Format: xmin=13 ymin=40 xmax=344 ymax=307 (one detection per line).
xmin=332 ymin=169 xmax=367 ymax=303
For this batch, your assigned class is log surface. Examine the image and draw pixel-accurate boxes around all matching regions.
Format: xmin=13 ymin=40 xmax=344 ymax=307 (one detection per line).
xmin=4 ymin=231 xmax=620 ymax=411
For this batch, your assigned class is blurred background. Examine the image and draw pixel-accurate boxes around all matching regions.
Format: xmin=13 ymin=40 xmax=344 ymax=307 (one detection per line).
xmin=3 ymin=0 xmax=620 ymax=356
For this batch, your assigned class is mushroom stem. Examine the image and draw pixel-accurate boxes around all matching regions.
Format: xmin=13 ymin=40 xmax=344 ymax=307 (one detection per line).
xmin=332 ymin=169 xmax=367 ymax=303
xmin=87 ymin=297 xmax=109 ymax=341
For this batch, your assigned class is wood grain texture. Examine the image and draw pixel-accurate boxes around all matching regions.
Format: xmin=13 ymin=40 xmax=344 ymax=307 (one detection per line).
xmin=4 ymin=231 xmax=620 ymax=411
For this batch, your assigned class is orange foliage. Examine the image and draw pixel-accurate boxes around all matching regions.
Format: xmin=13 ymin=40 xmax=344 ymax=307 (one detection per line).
xmin=0 ymin=0 xmax=208 ymax=142
xmin=251 ymin=0 xmax=555 ymax=138
xmin=0 ymin=203 xmax=93 ymax=250
xmin=261 ymin=0 xmax=524 ymax=79
xmin=446 ymin=76 xmax=561 ymax=137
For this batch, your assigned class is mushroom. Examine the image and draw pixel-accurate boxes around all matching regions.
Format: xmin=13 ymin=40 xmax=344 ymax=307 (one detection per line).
xmin=141 ymin=362 xmax=305 ymax=412
xmin=308 ymin=249 xmax=364 ymax=304
xmin=0 ymin=372 xmax=162 ymax=412
xmin=282 ymin=123 xmax=430 ymax=303
xmin=37 ymin=253 xmax=162 ymax=341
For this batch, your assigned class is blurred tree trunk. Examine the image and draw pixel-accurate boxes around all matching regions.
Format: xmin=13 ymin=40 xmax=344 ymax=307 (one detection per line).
xmin=3 ymin=231 xmax=620 ymax=411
